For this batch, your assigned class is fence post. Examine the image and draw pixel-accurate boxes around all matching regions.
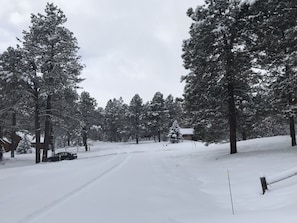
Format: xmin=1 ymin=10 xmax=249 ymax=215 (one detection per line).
xmin=260 ymin=177 xmax=268 ymax=194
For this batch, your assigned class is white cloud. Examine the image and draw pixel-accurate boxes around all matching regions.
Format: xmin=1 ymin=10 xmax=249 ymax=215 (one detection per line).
xmin=0 ymin=0 xmax=204 ymax=107
xmin=9 ymin=12 xmax=26 ymax=26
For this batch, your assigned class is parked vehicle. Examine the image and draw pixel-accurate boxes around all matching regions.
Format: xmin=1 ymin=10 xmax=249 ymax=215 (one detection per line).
xmin=47 ymin=152 xmax=77 ymax=162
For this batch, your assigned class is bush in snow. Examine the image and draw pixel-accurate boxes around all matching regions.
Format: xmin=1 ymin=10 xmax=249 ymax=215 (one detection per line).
xmin=16 ymin=135 xmax=32 ymax=154
xmin=168 ymin=120 xmax=182 ymax=143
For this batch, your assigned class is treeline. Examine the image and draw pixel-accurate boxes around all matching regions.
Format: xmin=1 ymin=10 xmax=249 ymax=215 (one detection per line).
xmin=182 ymin=0 xmax=297 ymax=154
xmin=88 ymin=92 xmax=184 ymax=144
xmin=2 ymin=0 xmax=296 ymax=162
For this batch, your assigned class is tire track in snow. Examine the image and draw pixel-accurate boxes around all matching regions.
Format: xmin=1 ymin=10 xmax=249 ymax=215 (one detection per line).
xmin=17 ymin=154 xmax=130 ymax=223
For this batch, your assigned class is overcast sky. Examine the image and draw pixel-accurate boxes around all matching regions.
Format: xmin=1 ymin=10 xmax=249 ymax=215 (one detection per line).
xmin=0 ymin=0 xmax=205 ymax=107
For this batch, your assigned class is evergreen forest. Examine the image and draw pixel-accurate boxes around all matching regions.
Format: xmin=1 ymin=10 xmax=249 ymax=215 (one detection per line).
xmin=1 ymin=0 xmax=297 ymax=163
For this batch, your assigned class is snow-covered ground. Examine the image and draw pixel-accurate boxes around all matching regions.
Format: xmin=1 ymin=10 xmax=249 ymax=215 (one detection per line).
xmin=1 ymin=136 xmax=297 ymax=223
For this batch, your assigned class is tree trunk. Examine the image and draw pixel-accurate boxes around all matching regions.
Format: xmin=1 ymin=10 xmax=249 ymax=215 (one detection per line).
xmin=224 ymin=29 xmax=237 ymax=154
xmin=136 ymin=135 xmax=139 ymax=144
xmin=289 ymin=116 xmax=296 ymax=146
xmin=50 ymin=125 xmax=54 ymax=152
xmin=43 ymin=95 xmax=52 ymax=162
xmin=136 ymin=123 xmax=139 ymax=144
xmin=67 ymin=132 xmax=70 ymax=147
xmin=228 ymin=83 xmax=237 ymax=154
xmin=34 ymin=88 xmax=41 ymax=164
xmin=82 ymin=127 xmax=88 ymax=151
xmin=11 ymin=112 xmax=16 ymax=158
xmin=288 ymin=93 xmax=296 ymax=147
xmin=158 ymin=130 xmax=161 ymax=142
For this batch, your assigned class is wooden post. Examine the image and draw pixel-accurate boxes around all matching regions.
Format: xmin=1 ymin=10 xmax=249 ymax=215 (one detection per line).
xmin=260 ymin=177 xmax=268 ymax=194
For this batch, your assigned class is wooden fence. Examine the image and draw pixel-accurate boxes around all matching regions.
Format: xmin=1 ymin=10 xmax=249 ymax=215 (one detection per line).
xmin=260 ymin=167 xmax=297 ymax=194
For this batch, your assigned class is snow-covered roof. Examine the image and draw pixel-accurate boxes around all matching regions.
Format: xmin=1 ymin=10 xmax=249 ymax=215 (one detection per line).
xmin=180 ymin=128 xmax=194 ymax=135
xmin=239 ymin=0 xmax=258 ymax=7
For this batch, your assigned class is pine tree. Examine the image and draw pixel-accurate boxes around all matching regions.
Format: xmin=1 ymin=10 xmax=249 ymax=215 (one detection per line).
xmin=235 ymin=70 xmax=262 ymax=140
xmin=78 ymin=91 xmax=97 ymax=151
xmin=129 ymin=94 xmax=144 ymax=144
xmin=120 ymin=103 xmax=130 ymax=142
xmin=165 ymin=95 xmax=183 ymax=128
xmin=51 ymin=87 xmax=81 ymax=147
xmin=20 ymin=3 xmax=83 ymax=161
xmin=248 ymin=0 xmax=297 ymax=146
xmin=0 ymin=46 xmax=29 ymax=158
xmin=147 ymin=92 xmax=169 ymax=142
xmin=16 ymin=134 xmax=32 ymax=154
xmin=103 ymin=98 xmax=128 ymax=142
xmin=141 ymin=102 xmax=152 ymax=140
xmin=104 ymin=99 xmax=118 ymax=142
xmin=168 ymin=120 xmax=182 ymax=143
xmin=182 ymin=0 xmax=256 ymax=154
xmin=87 ymin=107 xmax=104 ymax=142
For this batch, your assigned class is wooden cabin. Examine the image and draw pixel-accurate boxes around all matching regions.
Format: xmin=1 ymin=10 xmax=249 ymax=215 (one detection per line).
xmin=180 ymin=128 xmax=194 ymax=140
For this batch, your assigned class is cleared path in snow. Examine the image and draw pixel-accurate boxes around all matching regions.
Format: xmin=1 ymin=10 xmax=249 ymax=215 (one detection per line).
xmin=18 ymin=154 xmax=130 ymax=223
xmin=25 ymin=150 xmax=222 ymax=223
xmin=2 ymin=153 xmax=130 ymax=223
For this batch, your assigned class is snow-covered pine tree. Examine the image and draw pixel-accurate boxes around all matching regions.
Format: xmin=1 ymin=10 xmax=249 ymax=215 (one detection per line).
xmin=182 ymin=0 xmax=257 ymax=154
xmin=129 ymin=94 xmax=144 ymax=144
xmin=51 ymin=87 xmax=81 ymax=147
xmin=168 ymin=120 xmax=182 ymax=143
xmin=234 ymin=69 xmax=262 ymax=141
xmin=120 ymin=103 xmax=130 ymax=142
xmin=0 ymin=46 xmax=29 ymax=158
xmin=247 ymin=0 xmax=297 ymax=146
xmin=16 ymin=134 xmax=32 ymax=154
xmin=104 ymin=99 xmax=117 ymax=142
xmin=147 ymin=92 xmax=169 ymax=142
xmin=141 ymin=102 xmax=152 ymax=140
xmin=82 ymin=106 xmax=104 ymax=142
xmin=78 ymin=91 xmax=97 ymax=151
xmin=105 ymin=98 xmax=129 ymax=142
xmin=20 ymin=3 xmax=83 ymax=161
xmin=165 ymin=95 xmax=183 ymax=129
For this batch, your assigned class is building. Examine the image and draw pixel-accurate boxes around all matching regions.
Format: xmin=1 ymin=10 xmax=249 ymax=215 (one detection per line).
xmin=180 ymin=128 xmax=194 ymax=140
